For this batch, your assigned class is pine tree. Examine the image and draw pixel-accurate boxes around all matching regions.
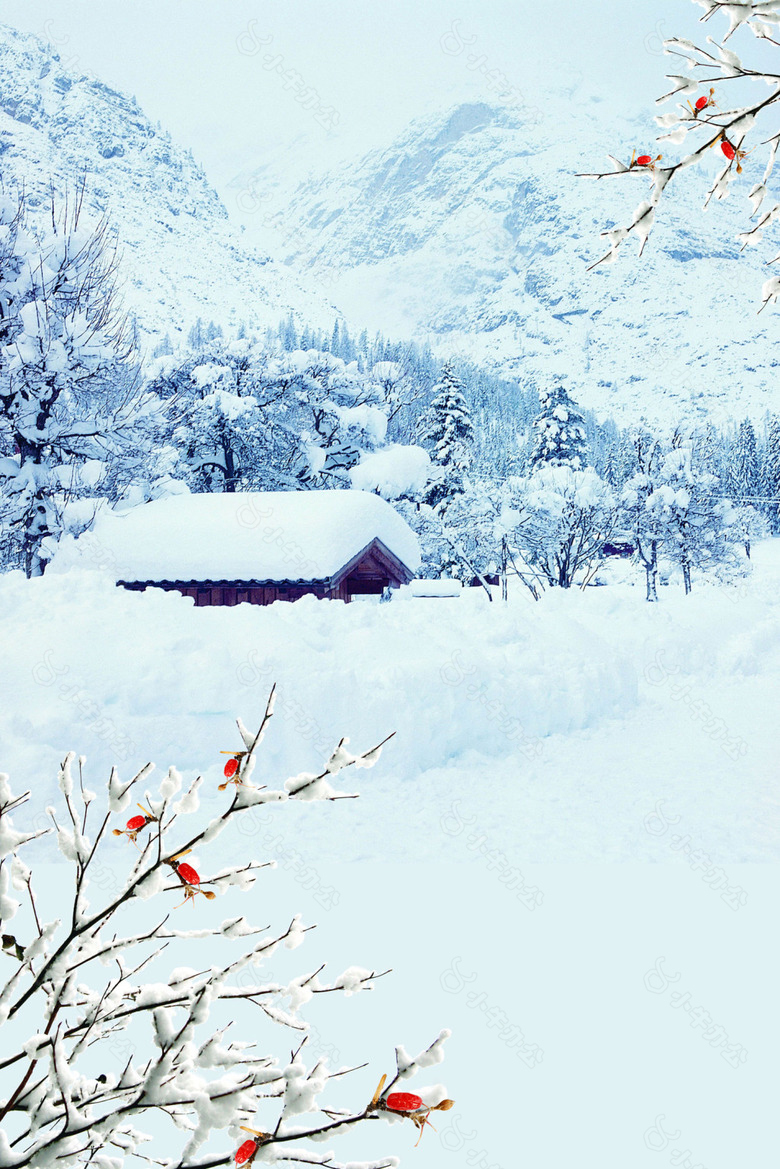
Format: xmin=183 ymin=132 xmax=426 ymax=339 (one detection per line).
xmin=281 ymin=312 xmax=298 ymax=351
xmin=692 ymin=420 xmax=724 ymax=487
xmin=187 ymin=317 xmax=206 ymax=350
xmin=340 ymin=322 xmax=355 ymax=362
xmin=528 ymin=384 xmax=588 ymax=471
xmin=418 ymin=362 xmax=474 ymax=508
xmin=728 ymin=418 xmax=760 ymax=503
xmin=763 ymin=414 xmax=780 ymax=532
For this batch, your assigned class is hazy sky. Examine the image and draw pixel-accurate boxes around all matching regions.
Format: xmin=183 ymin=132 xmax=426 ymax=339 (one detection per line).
xmin=0 ymin=0 xmax=719 ymax=195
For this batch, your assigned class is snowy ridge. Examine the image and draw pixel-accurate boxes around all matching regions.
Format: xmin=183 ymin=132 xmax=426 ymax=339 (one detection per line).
xmin=0 ymin=23 xmax=339 ymax=353
xmin=239 ymin=97 xmax=779 ymax=422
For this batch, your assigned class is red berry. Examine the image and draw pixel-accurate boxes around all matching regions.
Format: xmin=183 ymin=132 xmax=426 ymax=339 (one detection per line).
xmin=176 ymin=862 xmax=200 ymax=886
xmin=721 ymin=139 xmax=736 ymax=160
xmin=636 ymin=154 xmax=652 ymax=166
xmin=386 ymin=1092 xmax=423 ymax=1112
xmin=224 ymin=757 xmax=240 ymax=779
xmin=695 ymin=96 xmax=708 ymax=111
xmin=126 ymin=814 xmax=147 ymax=832
xmin=235 ymin=1139 xmax=257 ymax=1165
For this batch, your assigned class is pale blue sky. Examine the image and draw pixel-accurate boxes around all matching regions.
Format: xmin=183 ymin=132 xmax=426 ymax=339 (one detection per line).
xmin=0 ymin=0 xmax=719 ymax=190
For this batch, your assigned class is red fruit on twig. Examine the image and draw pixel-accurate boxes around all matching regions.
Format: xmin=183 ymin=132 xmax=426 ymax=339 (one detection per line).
xmin=218 ymin=750 xmax=247 ymax=790
xmin=111 ymin=804 xmax=156 ymax=844
xmin=629 ymin=150 xmax=662 ymax=171
xmin=719 ymin=135 xmax=751 ymax=172
xmin=235 ymin=1139 xmax=257 ymax=1165
xmin=176 ymin=861 xmax=200 ymax=886
xmin=167 ymin=849 xmax=216 ymax=906
xmin=386 ymin=1093 xmax=423 ymax=1113
xmin=688 ymin=87 xmax=717 ymax=118
xmin=367 ymin=1075 xmax=454 ymax=1148
xmin=235 ymin=1127 xmax=268 ymax=1164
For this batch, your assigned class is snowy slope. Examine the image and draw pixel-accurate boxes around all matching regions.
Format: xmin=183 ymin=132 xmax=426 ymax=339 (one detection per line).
xmin=3 ymin=545 xmax=779 ymax=864
xmin=236 ymin=97 xmax=779 ymax=423
xmin=0 ymin=23 xmax=338 ymax=353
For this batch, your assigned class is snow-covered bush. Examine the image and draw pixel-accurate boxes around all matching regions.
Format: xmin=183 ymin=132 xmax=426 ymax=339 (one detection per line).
xmin=0 ymin=690 xmax=451 ymax=1168
xmin=349 ymin=445 xmax=431 ymax=501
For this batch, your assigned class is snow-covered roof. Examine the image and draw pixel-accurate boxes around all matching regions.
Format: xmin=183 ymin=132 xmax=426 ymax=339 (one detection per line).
xmin=53 ymin=490 xmax=422 ymax=583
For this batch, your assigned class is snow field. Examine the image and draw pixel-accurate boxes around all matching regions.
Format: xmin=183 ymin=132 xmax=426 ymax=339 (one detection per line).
xmin=1 ymin=543 xmax=778 ymax=865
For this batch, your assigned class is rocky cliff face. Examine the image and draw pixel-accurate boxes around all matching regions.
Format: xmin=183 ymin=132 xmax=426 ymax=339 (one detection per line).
xmin=0 ymin=23 xmax=338 ymax=355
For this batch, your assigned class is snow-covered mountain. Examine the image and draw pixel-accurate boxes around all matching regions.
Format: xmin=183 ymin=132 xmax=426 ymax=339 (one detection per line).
xmin=3 ymin=14 xmax=775 ymax=423
xmin=0 ymin=24 xmax=338 ymax=355
xmin=235 ymin=97 xmax=779 ymax=422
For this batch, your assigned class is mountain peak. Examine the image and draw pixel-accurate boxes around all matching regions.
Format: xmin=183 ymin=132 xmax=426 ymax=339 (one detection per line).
xmin=0 ymin=22 xmax=338 ymax=351
xmin=236 ymin=94 xmax=774 ymax=421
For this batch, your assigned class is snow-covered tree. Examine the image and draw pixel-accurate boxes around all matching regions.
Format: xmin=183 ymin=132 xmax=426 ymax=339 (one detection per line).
xmin=692 ymin=420 xmax=725 ymax=490
xmin=528 ymin=385 xmax=588 ymax=472
xmin=516 ymin=466 xmax=615 ymax=589
xmin=647 ymin=446 xmax=740 ymax=593
xmin=418 ymin=363 xmax=474 ymax=508
xmin=148 ymin=345 xmax=389 ymax=494
xmin=580 ymin=1 xmax=780 ymax=307
xmin=763 ymin=413 xmax=780 ymax=531
xmin=731 ymin=502 xmax=769 ymax=559
xmin=620 ymin=431 xmax=665 ymax=602
xmin=0 ymin=690 xmax=452 ymax=1168
xmin=0 ymin=187 xmax=134 ymax=576
xmin=439 ymin=477 xmax=545 ymax=598
xmin=727 ymin=418 xmax=760 ymax=505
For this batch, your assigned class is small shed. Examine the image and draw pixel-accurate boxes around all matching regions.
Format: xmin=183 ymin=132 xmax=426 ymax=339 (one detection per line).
xmin=57 ymin=489 xmax=421 ymax=606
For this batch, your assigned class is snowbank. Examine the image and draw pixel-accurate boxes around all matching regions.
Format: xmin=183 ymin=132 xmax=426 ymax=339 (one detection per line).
xmin=2 ymin=541 xmax=779 ymax=862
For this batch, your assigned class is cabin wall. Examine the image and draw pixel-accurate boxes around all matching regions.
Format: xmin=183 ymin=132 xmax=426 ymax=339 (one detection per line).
xmin=122 ymin=582 xmax=329 ymax=606
xmin=119 ymin=538 xmax=412 ymax=605
xmin=183 ymin=584 xmax=326 ymax=606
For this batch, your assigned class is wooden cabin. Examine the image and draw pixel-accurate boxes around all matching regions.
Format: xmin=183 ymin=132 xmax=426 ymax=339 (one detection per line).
xmin=59 ymin=489 xmax=421 ymax=606
xmin=119 ymin=537 xmax=415 ymax=605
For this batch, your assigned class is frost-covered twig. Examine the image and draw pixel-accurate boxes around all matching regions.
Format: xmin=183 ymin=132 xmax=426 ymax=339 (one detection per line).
xmin=579 ymin=0 xmax=780 ymax=305
xmin=0 ymin=690 xmax=450 ymax=1168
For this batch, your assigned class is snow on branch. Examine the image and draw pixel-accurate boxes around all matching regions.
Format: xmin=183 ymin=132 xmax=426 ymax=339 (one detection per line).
xmin=579 ymin=0 xmax=780 ymax=305
xmin=0 ymin=690 xmax=451 ymax=1168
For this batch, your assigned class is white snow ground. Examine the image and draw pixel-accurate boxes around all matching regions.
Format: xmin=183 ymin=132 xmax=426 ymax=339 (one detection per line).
xmin=1 ymin=541 xmax=777 ymax=865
